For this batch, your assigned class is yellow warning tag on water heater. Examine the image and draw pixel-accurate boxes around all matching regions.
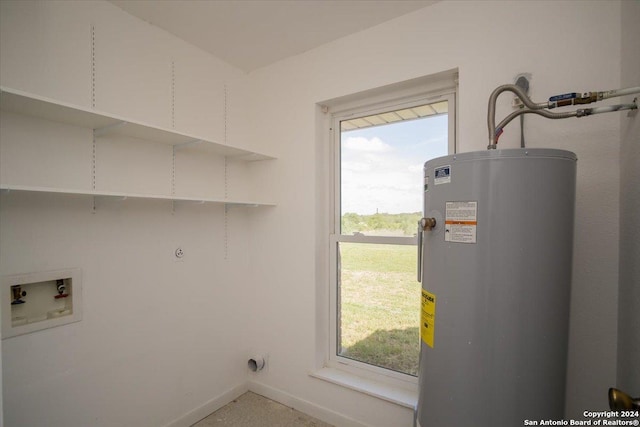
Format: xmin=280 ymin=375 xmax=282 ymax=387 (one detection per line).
xmin=421 ymin=289 xmax=436 ymax=348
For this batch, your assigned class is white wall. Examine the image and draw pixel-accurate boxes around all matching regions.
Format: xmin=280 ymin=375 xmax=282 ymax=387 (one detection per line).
xmin=0 ymin=1 xmax=258 ymax=426
xmin=245 ymin=1 xmax=625 ymax=425
xmin=0 ymin=1 xmax=633 ymax=426
xmin=618 ymin=0 xmax=640 ymax=394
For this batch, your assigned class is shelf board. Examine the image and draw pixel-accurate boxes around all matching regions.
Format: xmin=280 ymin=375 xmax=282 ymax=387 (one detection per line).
xmin=0 ymin=86 xmax=275 ymax=161
xmin=0 ymin=184 xmax=275 ymax=208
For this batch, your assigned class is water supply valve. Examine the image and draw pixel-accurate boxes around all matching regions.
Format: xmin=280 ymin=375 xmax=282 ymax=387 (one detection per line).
xmin=487 ymin=84 xmax=639 ymax=149
xmin=54 ymin=279 xmax=69 ymax=299
xmin=417 ymin=217 xmax=437 ymax=283
xmin=11 ymin=285 xmax=26 ymax=305
xmin=421 ymin=217 xmax=437 ymax=231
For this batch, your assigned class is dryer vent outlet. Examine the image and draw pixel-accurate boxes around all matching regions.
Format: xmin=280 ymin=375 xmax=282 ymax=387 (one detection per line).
xmin=248 ymin=356 xmax=265 ymax=372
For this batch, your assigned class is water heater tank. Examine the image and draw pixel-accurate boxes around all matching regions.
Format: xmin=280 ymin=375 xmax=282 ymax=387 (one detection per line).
xmin=416 ymin=148 xmax=577 ymax=426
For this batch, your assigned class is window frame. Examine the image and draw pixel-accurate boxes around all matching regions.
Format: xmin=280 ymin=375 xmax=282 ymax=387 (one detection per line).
xmin=327 ymin=87 xmax=456 ymax=386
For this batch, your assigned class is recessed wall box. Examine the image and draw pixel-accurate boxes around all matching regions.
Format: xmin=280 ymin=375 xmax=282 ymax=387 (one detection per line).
xmin=2 ymin=268 xmax=82 ymax=339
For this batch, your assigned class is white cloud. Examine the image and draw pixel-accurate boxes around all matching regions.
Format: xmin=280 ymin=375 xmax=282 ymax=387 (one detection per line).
xmin=343 ymin=136 xmax=392 ymax=153
xmin=407 ymin=163 xmax=424 ymax=173
xmin=342 ymin=160 xmax=373 ymax=173
xmin=338 ymin=115 xmax=449 ymax=214
xmin=341 ymin=152 xmax=423 ymax=215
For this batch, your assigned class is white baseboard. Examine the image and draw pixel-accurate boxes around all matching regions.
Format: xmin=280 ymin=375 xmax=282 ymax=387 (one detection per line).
xmin=163 ymin=382 xmax=249 ymax=427
xmin=162 ymin=380 xmax=377 ymax=427
xmin=248 ymin=380 xmax=370 ymax=427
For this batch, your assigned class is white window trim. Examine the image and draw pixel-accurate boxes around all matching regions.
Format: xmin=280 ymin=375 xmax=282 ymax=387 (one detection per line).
xmin=313 ymin=72 xmax=458 ymax=405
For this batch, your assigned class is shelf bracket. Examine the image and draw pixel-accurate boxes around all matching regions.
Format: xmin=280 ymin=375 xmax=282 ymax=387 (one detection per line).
xmin=93 ymin=121 xmax=127 ymax=138
xmin=172 ymin=199 xmax=207 ymax=215
xmin=173 ymin=139 xmax=203 ymax=150
xmin=225 ymin=203 xmax=258 ymax=211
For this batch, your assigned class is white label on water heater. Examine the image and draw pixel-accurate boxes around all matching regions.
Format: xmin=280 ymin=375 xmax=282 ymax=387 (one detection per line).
xmin=445 ymin=201 xmax=477 ymax=243
xmin=434 ymin=165 xmax=451 ymax=185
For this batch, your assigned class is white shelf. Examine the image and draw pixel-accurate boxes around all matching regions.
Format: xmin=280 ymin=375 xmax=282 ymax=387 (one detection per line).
xmin=0 ymin=86 xmax=275 ymax=161
xmin=0 ymin=184 xmax=276 ymax=208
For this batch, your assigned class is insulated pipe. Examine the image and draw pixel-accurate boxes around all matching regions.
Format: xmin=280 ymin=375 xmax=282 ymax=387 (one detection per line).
xmin=495 ymin=102 xmax=638 ymax=139
xmin=496 ymin=108 xmax=578 ymax=137
xmin=577 ymin=103 xmax=638 ymax=116
xmin=488 ymin=84 xmax=640 ymax=149
xmin=487 ymin=84 xmax=549 ymax=149
xmin=600 ymin=86 xmax=640 ymax=100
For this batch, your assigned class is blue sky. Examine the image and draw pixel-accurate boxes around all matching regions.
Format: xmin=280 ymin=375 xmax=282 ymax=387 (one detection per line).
xmin=341 ymin=114 xmax=448 ymax=215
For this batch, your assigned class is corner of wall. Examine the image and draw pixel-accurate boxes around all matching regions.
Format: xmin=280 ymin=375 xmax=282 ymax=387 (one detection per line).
xmin=617 ymin=0 xmax=640 ymax=393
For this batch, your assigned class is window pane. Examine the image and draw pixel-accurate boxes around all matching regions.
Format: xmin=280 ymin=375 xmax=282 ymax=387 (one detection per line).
xmin=340 ymin=104 xmax=448 ymax=236
xmin=337 ymin=242 xmax=420 ymax=376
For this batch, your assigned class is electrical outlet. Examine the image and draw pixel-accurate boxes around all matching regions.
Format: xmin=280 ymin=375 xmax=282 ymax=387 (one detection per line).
xmin=513 ymin=73 xmax=532 ymax=109
xmin=174 ymin=247 xmax=184 ymax=261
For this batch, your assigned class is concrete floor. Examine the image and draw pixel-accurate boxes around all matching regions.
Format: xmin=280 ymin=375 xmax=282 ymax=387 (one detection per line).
xmin=192 ymin=392 xmax=334 ymax=427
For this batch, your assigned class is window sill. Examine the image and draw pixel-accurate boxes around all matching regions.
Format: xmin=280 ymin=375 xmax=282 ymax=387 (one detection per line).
xmin=310 ymin=367 xmax=418 ymax=409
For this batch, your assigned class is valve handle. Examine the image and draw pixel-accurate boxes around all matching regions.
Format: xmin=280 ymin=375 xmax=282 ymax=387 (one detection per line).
xmin=417 ymin=217 xmax=436 ymax=283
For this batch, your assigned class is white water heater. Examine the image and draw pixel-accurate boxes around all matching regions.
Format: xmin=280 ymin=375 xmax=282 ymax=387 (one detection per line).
xmin=416 ymin=148 xmax=577 ymax=426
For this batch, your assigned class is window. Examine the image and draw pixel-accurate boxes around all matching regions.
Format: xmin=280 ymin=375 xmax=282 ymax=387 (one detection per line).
xmin=328 ymin=83 xmax=455 ymax=383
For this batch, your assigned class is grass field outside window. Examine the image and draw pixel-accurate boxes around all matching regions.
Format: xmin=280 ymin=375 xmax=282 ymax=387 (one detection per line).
xmin=338 ymin=242 xmax=420 ymax=376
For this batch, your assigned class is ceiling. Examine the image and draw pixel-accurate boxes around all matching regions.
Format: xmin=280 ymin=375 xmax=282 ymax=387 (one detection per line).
xmin=108 ymin=0 xmax=438 ymax=73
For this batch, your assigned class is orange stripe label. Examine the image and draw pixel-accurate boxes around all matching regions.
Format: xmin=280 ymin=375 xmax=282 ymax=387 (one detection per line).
xmin=445 ymin=201 xmax=478 ymax=244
